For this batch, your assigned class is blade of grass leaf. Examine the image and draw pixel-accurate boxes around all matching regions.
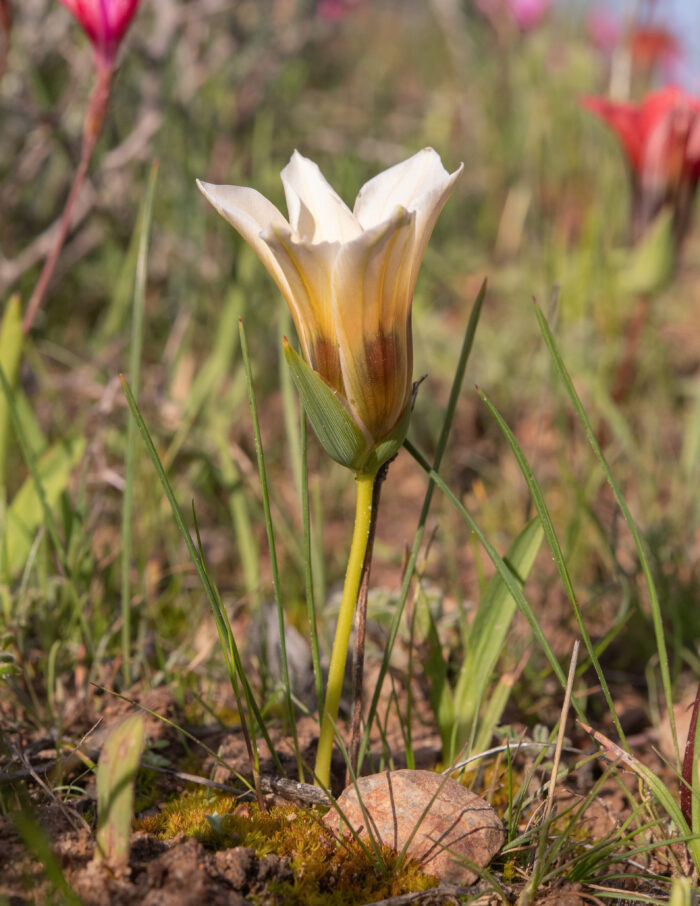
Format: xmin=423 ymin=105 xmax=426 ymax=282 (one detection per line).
xmin=213 ymin=423 xmax=261 ymax=606
xmin=238 ymin=319 xmax=303 ymax=782
xmin=12 ymin=811 xmax=83 ymax=906
xmin=477 ymin=385 xmax=628 ymax=749
xmin=452 ymin=516 xmax=544 ymax=763
xmin=404 ymin=438 xmax=576 ymax=702
xmin=163 ymin=286 xmax=243 ymax=472
xmin=0 ymin=294 xmax=22 ymax=490
xmin=358 ymin=278 xmax=487 ymax=769
xmin=0 ymin=362 xmax=71 ymax=578
xmin=90 ymin=683 xmax=255 ymax=791
xmin=518 ymin=641 xmax=580 ymax=904
xmin=119 ymin=376 xmax=283 ymax=795
xmin=578 ymin=720 xmax=700 ymax=871
xmin=300 ymin=410 xmax=324 ymax=718
xmin=121 ymin=159 xmax=158 ymax=688
xmin=534 ymin=302 xmax=679 ymax=770
xmin=280 ymin=308 xmax=303 ymax=501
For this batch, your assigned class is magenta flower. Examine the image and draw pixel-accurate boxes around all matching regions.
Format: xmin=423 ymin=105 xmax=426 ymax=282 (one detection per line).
xmin=474 ymin=0 xmax=550 ymax=33
xmin=586 ymin=6 xmax=620 ymax=54
xmin=508 ymin=0 xmax=550 ymax=30
xmin=316 ymin=0 xmax=364 ymax=21
xmin=58 ymin=0 xmax=140 ymax=66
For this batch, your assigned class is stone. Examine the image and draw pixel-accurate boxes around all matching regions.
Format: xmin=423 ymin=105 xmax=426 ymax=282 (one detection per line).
xmin=323 ymin=769 xmax=504 ymax=884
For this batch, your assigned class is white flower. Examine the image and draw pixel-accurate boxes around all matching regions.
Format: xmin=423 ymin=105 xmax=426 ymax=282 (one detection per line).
xmin=198 ymin=148 xmax=462 ymax=472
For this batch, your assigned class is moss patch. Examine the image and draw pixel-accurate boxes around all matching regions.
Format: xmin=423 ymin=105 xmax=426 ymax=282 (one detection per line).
xmin=136 ymin=789 xmax=439 ymax=905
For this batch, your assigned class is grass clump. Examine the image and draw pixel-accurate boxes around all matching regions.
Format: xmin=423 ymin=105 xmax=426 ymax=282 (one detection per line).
xmin=136 ymin=789 xmax=439 ymax=906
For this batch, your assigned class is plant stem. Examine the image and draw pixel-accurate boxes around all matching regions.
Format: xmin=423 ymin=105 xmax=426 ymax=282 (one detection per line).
xmin=348 ymin=461 xmax=390 ymax=782
xmin=23 ymin=62 xmax=112 ymax=335
xmin=0 ymin=0 xmax=11 ymax=81
xmin=315 ymin=470 xmax=376 ymax=790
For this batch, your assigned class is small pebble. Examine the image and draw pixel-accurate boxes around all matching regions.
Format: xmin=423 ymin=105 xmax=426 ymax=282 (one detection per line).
xmin=324 ymin=769 xmax=504 ymax=884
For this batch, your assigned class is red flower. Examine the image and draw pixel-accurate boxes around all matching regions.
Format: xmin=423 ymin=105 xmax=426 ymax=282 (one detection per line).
xmin=627 ymin=25 xmax=678 ymax=71
xmin=59 ymin=0 xmax=140 ymax=66
xmin=582 ymin=86 xmax=700 ymax=242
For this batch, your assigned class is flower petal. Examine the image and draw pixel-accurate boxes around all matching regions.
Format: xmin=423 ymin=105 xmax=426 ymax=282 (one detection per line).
xmin=261 ymin=225 xmax=343 ymax=392
xmin=281 ymin=151 xmax=362 ymax=243
xmin=404 ymin=161 xmax=463 ymax=296
xmin=332 ymin=206 xmax=416 ymax=441
xmin=197 ymin=179 xmax=295 ymax=302
xmin=353 ymin=147 xmax=459 ymax=227
xmin=353 ymin=148 xmax=462 ymax=295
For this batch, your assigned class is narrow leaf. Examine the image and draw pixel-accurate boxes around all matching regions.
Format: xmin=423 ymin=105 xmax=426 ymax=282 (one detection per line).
xmin=451 ymin=517 xmax=544 ymax=759
xmin=0 ymin=294 xmax=23 ymax=489
xmin=94 ymin=714 xmax=146 ymax=875
xmin=4 ymin=435 xmax=85 ymax=576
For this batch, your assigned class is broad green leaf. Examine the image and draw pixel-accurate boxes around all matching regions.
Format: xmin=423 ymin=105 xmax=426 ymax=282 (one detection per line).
xmin=450 ymin=517 xmax=544 ymax=760
xmin=95 ymin=714 xmax=146 ymax=874
xmin=12 ymin=388 xmax=47 ymax=459
xmin=5 ymin=436 xmax=86 ymax=575
xmin=615 ymin=207 xmax=674 ymax=296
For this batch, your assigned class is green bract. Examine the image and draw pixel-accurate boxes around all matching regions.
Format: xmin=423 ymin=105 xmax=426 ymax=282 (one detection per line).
xmin=284 ymin=340 xmax=410 ymax=474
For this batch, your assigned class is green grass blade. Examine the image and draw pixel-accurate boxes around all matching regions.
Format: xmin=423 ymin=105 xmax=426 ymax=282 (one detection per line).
xmin=412 ymin=581 xmax=454 ymax=755
xmin=119 ymin=376 xmax=283 ymax=777
xmin=404 ymin=438 xmax=575 ymax=699
xmin=451 ymin=517 xmax=544 ymax=761
xmin=534 ymin=302 xmax=679 ymax=769
xmin=477 ymin=386 xmax=629 ymax=749
xmin=163 ymin=286 xmax=243 ymax=471
xmin=581 ymin=720 xmax=700 ymax=872
xmin=0 ymin=360 xmax=81 ymax=578
xmin=280 ymin=308 xmax=303 ymax=500
xmin=239 ymin=319 xmax=303 ymax=780
xmin=3 ymin=436 xmax=85 ymax=577
xmin=121 ymin=160 xmax=158 ymax=688
xmin=11 ymin=811 xmax=84 ymax=906
xmin=213 ymin=422 xmax=260 ymax=605
xmin=300 ymin=410 xmax=324 ymax=717
xmin=0 ymin=294 xmax=23 ymax=491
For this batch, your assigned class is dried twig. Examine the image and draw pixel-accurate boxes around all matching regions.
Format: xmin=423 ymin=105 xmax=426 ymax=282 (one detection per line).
xmin=357 ymin=882 xmax=488 ymax=906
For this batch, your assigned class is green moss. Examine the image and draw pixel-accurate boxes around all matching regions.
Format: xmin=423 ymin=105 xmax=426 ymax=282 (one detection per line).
xmin=135 ymin=789 xmax=438 ymax=905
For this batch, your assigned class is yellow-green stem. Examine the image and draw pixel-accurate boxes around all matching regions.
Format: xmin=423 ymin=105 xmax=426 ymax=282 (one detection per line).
xmin=315 ymin=470 xmax=376 ymax=789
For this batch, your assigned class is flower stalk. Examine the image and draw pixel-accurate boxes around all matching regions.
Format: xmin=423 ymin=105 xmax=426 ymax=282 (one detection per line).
xmin=23 ymin=63 xmax=112 ymax=334
xmin=0 ymin=0 xmax=11 ymax=80
xmin=23 ymin=0 xmax=141 ymax=333
xmin=314 ymin=469 xmax=376 ymax=790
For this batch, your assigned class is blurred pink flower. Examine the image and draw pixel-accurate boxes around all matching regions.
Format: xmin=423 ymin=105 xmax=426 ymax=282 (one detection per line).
xmin=587 ymin=5 xmax=620 ymax=54
xmin=508 ymin=0 xmax=550 ymax=30
xmin=316 ymin=0 xmax=364 ymax=21
xmin=58 ymin=0 xmax=140 ymax=66
xmin=474 ymin=0 xmax=550 ymax=32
